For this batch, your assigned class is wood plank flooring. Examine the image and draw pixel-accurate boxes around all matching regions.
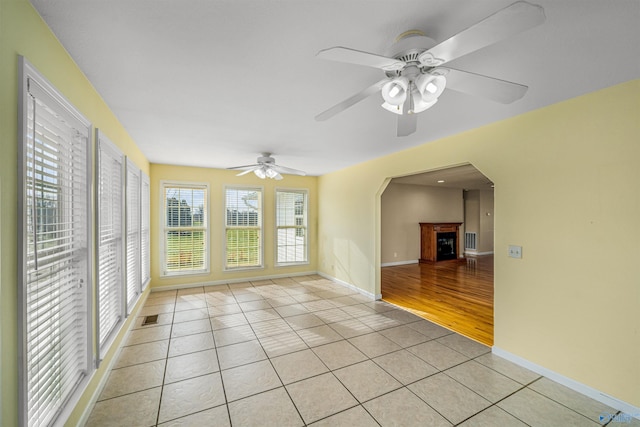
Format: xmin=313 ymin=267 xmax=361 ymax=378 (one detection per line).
xmin=381 ymin=255 xmax=494 ymax=346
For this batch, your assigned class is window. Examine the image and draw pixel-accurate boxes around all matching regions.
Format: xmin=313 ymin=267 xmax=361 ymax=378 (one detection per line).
xmin=225 ymin=186 xmax=262 ymax=269
xmin=141 ymin=174 xmax=150 ymax=288
xmin=96 ymin=131 xmax=124 ymax=360
xmin=18 ymin=58 xmax=92 ymax=427
xmin=276 ymin=189 xmax=308 ymax=265
xmin=162 ymin=182 xmax=208 ymax=275
xmin=126 ymin=160 xmax=141 ymax=313
xmin=125 ymin=161 xmax=149 ymax=309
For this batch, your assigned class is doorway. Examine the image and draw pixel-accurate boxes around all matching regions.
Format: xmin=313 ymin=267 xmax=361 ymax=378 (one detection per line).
xmin=380 ymin=164 xmax=495 ymax=345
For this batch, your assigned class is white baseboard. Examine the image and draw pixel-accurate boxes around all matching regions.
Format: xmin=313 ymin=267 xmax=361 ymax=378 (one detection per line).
xmin=316 ymin=272 xmax=380 ymax=300
xmin=151 ymin=270 xmax=318 ymax=292
xmin=150 ymin=270 xmax=379 ymax=300
xmin=492 ymin=347 xmax=640 ymax=419
xmin=381 ymin=260 xmax=419 ymax=267
xmin=464 ymin=251 xmax=494 ymax=256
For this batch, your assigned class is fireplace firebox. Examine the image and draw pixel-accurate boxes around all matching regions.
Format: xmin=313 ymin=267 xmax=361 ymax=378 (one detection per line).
xmin=436 ymin=232 xmax=457 ymax=261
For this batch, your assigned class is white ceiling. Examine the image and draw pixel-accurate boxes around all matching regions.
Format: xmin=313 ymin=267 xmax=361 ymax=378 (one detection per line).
xmin=30 ymin=0 xmax=640 ymax=176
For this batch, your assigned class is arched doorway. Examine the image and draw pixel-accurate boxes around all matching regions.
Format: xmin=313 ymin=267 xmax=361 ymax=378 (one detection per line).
xmin=379 ymin=164 xmax=495 ymax=345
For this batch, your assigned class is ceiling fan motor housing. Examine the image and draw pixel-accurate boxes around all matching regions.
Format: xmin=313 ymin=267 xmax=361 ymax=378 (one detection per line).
xmin=387 ymin=31 xmax=437 ymax=64
xmin=257 ymin=153 xmax=275 ymax=164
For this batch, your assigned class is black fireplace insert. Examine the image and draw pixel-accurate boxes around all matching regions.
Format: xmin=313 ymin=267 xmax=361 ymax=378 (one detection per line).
xmin=436 ymin=232 xmax=457 ymax=261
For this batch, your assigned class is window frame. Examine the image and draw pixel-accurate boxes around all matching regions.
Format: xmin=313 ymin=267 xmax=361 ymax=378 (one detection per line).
xmin=95 ymin=129 xmax=126 ymax=364
xmin=160 ymin=180 xmax=210 ymax=277
xmin=275 ymin=188 xmax=309 ymax=266
xmin=141 ymin=173 xmax=150 ymax=288
xmin=125 ymin=159 xmax=142 ymax=313
xmin=17 ymin=56 xmax=94 ymax=427
xmin=224 ymin=185 xmax=264 ymax=271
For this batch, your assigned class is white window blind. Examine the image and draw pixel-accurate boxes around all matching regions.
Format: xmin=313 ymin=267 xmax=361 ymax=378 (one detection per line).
xmin=141 ymin=173 xmax=150 ymax=288
xmin=276 ymin=189 xmax=308 ymax=265
xmin=162 ymin=183 xmax=208 ymax=275
xmin=225 ymin=187 xmax=262 ymax=269
xmin=96 ymin=131 xmax=124 ymax=358
xmin=19 ymin=59 xmax=92 ymax=427
xmin=125 ymin=160 xmax=141 ymax=314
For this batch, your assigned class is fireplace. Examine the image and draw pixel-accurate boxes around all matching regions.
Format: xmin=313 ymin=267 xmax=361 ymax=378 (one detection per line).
xmin=419 ymin=223 xmax=462 ymax=263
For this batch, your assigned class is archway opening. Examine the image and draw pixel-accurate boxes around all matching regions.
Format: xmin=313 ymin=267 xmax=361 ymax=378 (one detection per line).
xmin=380 ymin=164 xmax=495 ymax=345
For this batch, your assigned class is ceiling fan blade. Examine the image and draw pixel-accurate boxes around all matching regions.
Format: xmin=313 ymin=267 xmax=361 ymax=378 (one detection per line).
xmin=418 ymin=1 xmax=545 ymax=67
xmin=236 ymin=169 xmax=256 ymax=177
xmin=397 ymin=114 xmax=417 ymax=137
xmin=272 ymin=165 xmax=307 ymax=176
xmin=315 ymin=79 xmax=388 ymax=121
xmin=228 ymin=164 xmax=259 ymax=170
xmin=439 ymin=67 xmax=528 ymax=103
xmin=397 ymin=95 xmax=417 ymax=137
xmin=317 ymin=47 xmax=406 ymax=71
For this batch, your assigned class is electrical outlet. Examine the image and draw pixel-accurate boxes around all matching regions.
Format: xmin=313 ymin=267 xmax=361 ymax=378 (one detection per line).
xmin=508 ymin=245 xmax=522 ymax=259
xmin=393 ymin=252 xmax=397 ymax=258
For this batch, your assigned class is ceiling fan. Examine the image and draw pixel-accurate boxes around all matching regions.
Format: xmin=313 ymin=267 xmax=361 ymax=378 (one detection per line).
xmin=315 ymin=1 xmax=545 ymax=137
xmin=228 ymin=153 xmax=307 ymax=180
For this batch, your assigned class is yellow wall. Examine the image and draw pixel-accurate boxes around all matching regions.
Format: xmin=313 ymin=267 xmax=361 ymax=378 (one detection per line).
xmin=150 ymin=164 xmax=318 ymax=289
xmin=318 ymin=80 xmax=640 ymax=407
xmin=1 ymin=0 xmax=150 ymax=425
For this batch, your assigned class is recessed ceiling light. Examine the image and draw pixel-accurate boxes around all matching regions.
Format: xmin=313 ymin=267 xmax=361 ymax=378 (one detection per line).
xmin=437 ymin=180 xmax=445 ymax=183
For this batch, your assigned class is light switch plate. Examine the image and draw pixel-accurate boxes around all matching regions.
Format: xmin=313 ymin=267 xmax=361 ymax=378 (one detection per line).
xmin=508 ymin=245 xmax=522 ymax=259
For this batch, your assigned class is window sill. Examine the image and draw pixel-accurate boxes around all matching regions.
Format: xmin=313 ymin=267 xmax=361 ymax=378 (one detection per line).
xmin=160 ymin=269 xmax=210 ymax=279
xmin=223 ymin=265 xmax=264 ymax=273
xmin=275 ymin=261 xmax=310 ymax=268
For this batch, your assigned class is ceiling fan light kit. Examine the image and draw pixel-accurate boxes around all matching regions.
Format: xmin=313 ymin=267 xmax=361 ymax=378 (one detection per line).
xmin=315 ymin=1 xmax=545 ymax=136
xmin=381 ymin=101 xmax=403 ymax=115
xmin=381 ymin=77 xmax=409 ymax=105
xmin=415 ymin=74 xmax=446 ymax=103
xmin=410 ymin=92 xmax=438 ymax=114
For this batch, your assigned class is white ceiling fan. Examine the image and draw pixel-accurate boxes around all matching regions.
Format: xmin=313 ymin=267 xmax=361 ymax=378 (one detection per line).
xmin=228 ymin=153 xmax=307 ymax=180
xmin=315 ymin=1 xmax=546 ymax=137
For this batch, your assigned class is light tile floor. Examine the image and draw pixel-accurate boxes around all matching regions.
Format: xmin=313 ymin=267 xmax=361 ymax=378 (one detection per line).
xmin=86 ymin=275 xmax=634 ymax=426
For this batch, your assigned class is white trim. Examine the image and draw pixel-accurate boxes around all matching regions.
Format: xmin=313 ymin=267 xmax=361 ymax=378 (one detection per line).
xmin=464 ymin=250 xmax=494 ymax=256
xmin=492 ymin=347 xmax=640 ymax=419
xmin=381 ymin=259 xmax=419 ymax=267
xmin=316 ymin=272 xmax=380 ymax=300
xmin=274 ymin=188 xmax=309 ymax=267
xmin=275 ymin=261 xmax=311 ymax=269
xmin=159 ymin=180 xmax=210 ymax=277
xmin=18 ymin=56 xmax=94 ymax=427
xmin=94 ymin=129 xmax=126 ymax=367
xmin=149 ymin=270 xmax=379 ymax=301
xmin=223 ymin=185 xmax=264 ymax=270
xmin=150 ymin=270 xmax=318 ymax=292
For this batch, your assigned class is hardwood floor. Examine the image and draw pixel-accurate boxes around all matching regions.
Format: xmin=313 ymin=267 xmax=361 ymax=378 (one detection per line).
xmin=381 ymin=255 xmax=494 ymax=346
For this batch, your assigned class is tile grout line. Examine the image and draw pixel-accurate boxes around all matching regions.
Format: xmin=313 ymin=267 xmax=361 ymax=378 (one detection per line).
xmin=154 ymin=290 xmax=177 ymax=427
xmin=210 ymin=307 xmax=233 ymax=427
